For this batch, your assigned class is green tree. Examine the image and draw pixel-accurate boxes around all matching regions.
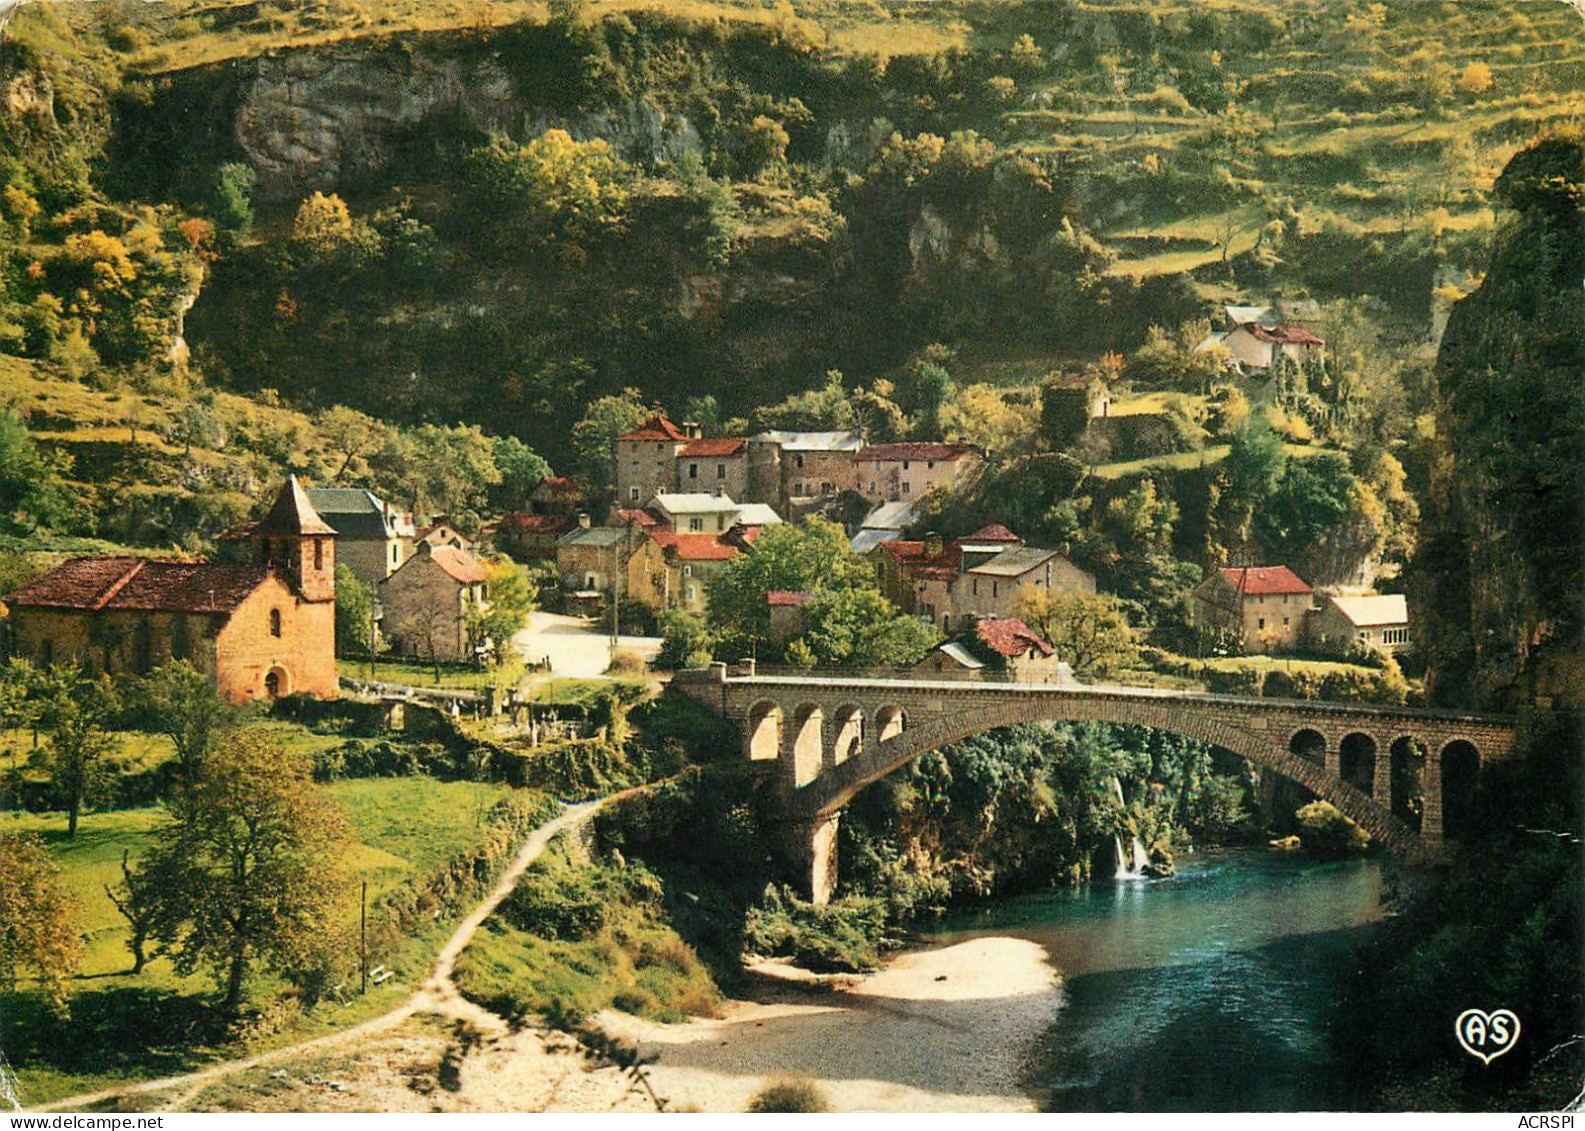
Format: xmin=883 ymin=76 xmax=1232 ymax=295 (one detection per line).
xmin=571 ymin=388 xmax=649 ymax=490
xmin=141 ymin=730 xmax=351 ymax=1013
xmin=794 ymin=588 xmax=942 ymax=668
xmin=1254 ymin=453 xmax=1361 ymax=571
xmin=333 ymin=565 xmax=375 ymax=658
xmin=213 ymin=162 xmax=256 ymax=241
xmin=464 ymin=129 xmax=631 ymax=246
xmin=0 ymin=406 xmax=76 ymax=534
xmin=139 ymin=661 xmax=237 ymax=787
xmin=492 ymin=435 xmax=553 ymax=510
xmin=316 ymin=405 xmax=387 ymax=483
xmin=467 ymin=559 xmax=536 ymax=667
xmin=1017 ymin=591 xmax=1137 ymax=676
xmin=750 ymin=371 xmax=858 ymax=433
xmin=707 ymin=519 xmax=871 ymax=657
xmin=656 ymin=609 xmax=714 ymax=670
xmin=0 ymin=832 xmax=81 ymax=1012
xmin=31 ymin=669 xmax=118 ymax=838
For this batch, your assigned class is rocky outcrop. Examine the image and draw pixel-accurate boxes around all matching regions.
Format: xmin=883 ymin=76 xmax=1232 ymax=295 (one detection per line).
xmin=226 ymin=38 xmax=700 ymax=200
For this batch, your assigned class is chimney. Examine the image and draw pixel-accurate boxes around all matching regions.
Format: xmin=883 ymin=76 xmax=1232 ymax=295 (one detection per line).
xmin=578 ymin=512 xmax=591 ymax=529
xmin=682 ymin=420 xmax=703 ymax=439
xmin=924 ymin=531 xmax=944 ymax=559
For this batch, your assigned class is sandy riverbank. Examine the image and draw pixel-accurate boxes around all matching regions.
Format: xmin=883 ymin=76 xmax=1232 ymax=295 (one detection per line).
xmin=174 ymin=936 xmax=1061 ymax=1114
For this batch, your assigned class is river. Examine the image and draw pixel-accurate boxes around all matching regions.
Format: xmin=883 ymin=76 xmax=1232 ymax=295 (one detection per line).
xmin=919 ymin=848 xmax=1387 ymax=1111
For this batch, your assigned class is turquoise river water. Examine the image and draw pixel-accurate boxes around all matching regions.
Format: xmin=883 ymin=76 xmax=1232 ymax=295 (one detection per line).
xmin=920 ymin=848 xmax=1387 ymax=1111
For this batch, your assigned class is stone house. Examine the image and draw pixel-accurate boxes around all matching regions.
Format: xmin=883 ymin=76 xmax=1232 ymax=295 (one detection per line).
xmin=1221 ymin=322 xmax=1325 ymax=370
xmin=752 ymin=430 xmax=865 ymax=515
xmin=416 ymin=517 xmax=472 ymax=554
xmin=1309 ymin=593 xmax=1410 ymax=656
xmin=645 ymin=531 xmax=741 ymax=614
xmin=950 ymin=544 xmax=1096 ymax=630
xmin=652 ymin=492 xmax=744 ymax=535
xmin=768 ymin=590 xmax=812 ymax=645
xmin=489 ymin=511 xmax=570 ymax=561
xmin=5 ymin=478 xmax=337 ymax=704
xmin=914 ymin=616 xmax=1066 ymax=683
xmin=1192 ymin=565 xmax=1316 ymax=653
xmin=676 ymin=437 xmax=751 ymax=500
xmin=527 ymin=475 xmax=583 ymax=514
xmin=380 ymin=543 xmax=491 ymax=663
xmin=556 ymin=523 xmax=644 ymax=594
xmin=616 ymin=413 xmax=692 ymax=505
xmin=856 ymin=442 xmax=982 ymax=504
xmin=300 ymin=487 xmax=414 ymax=590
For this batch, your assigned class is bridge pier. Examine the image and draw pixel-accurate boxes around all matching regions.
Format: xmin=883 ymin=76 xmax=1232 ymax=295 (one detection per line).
xmin=1372 ymin=748 xmax=1391 ymax=802
xmin=792 ymin=811 xmax=841 ymax=905
xmin=1421 ymin=749 xmax=1443 ymax=845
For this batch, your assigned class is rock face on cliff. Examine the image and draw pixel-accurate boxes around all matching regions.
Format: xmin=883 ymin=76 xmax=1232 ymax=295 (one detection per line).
xmin=1410 ymin=130 xmax=1585 ymax=711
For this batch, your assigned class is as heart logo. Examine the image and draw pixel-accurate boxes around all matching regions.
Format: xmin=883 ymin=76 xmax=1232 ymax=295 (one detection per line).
xmin=1455 ymin=1008 xmax=1521 ymax=1064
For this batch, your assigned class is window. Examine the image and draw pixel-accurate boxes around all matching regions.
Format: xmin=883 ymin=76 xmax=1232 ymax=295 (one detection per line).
xmin=1360 ymin=629 xmax=1374 ymax=643
xmin=686 ymin=584 xmax=697 ymax=603
xmin=902 ymin=481 xmax=911 ymax=495
xmin=716 ymin=463 xmax=726 ymax=479
xmin=313 ymin=539 xmax=323 ymax=570
xmin=689 ymin=518 xmax=703 ymax=532
xmin=392 ymin=544 xmax=399 ymax=565
xmin=902 ymin=460 xmax=911 ymax=470
xmin=1283 ymin=617 xmax=1290 ymax=627
xmin=795 ymin=454 xmax=805 ymax=469
xmin=1383 ymin=627 xmax=1408 ymax=645
xmin=873 ymin=461 xmax=882 ymax=471
xmin=585 ymin=574 xmax=597 ymax=589
xmin=1257 ymin=617 xmax=1266 ymax=630
xmin=683 ymin=565 xmax=692 ymax=578
xmin=628 ymin=486 xmax=639 ymax=501
xmin=927 ymin=461 xmax=935 ymax=470
xmin=869 ymin=480 xmax=877 ymax=493
xmin=269 ymin=608 xmax=283 ymax=637
xmin=821 ymin=481 xmax=832 ymax=495
xmin=972 ymin=579 xmax=979 ymax=596
xmin=992 ymin=582 xmax=999 ymax=598
xmin=688 ymin=462 xmax=698 ymax=479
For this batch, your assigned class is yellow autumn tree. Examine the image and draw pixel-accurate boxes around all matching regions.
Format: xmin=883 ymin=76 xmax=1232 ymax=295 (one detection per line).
xmin=1456 ymin=60 xmax=1493 ymax=96
xmin=291 ymin=190 xmax=354 ymax=262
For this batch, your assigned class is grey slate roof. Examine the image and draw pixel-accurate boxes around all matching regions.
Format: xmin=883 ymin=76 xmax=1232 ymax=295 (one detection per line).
xmin=305 ymin=488 xmax=397 ymax=541
xmin=964 ymin=546 xmax=1063 ymax=578
xmin=557 ymin=527 xmax=630 ymax=548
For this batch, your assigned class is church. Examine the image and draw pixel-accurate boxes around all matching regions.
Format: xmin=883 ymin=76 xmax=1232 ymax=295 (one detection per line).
xmin=4 ymin=478 xmax=339 ymax=704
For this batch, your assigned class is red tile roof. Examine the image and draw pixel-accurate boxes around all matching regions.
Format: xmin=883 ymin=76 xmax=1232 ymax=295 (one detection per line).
xmin=974 ymin=616 xmax=1055 ymax=659
xmin=426 ymin=546 xmax=490 ymax=584
xmin=1219 ymin=565 xmax=1312 ymax=596
xmin=856 ymin=442 xmax=977 ymax=462
xmin=614 ymin=508 xmax=659 ymax=527
xmin=650 ymin=531 xmax=740 ymax=561
xmin=767 ymin=589 xmax=811 ymax=607
xmin=617 ymin=413 xmax=688 ymax=443
xmin=6 ymin=557 xmax=273 ymax=614
xmin=496 ymin=512 xmax=570 ymax=535
xmin=963 ymin=523 xmax=1021 ymax=543
xmin=1242 ymin=322 xmax=1324 ymax=346
xmin=680 ymin=437 xmax=748 ymax=457
xmin=531 ymin=475 xmax=581 ymax=497
xmin=880 ymin=539 xmax=960 ymax=578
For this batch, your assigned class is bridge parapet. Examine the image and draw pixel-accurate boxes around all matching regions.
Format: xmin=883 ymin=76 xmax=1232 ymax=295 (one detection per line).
xmin=670 ymin=669 xmax=1517 ymax=901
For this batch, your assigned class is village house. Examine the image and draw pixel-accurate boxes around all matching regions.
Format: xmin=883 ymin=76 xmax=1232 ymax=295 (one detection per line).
xmin=874 ymin=524 xmax=1094 ymax=632
xmin=380 ymin=542 xmax=491 ymax=663
xmin=645 ymin=530 xmax=742 ymax=614
xmin=651 ymin=492 xmax=751 ymax=534
xmin=416 ymin=517 xmax=473 ymax=554
xmin=5 ymin=478 xmax=338 ymax=704
xmin=914 ymin=616 xmax=1068 ymax=684
xmin=489 ymin=511 xmax=570 ymax=561
xmin=556 ymin=520 xmax=645 ymax=595
xmin=299 ymin=487 xmax=414 ymax=590
xmin=1309 ymin=592 xmax=1411 ymax=657
xmin=1193 ymin=565 xmax=1316 ymax=653
xmin=752 ymin=430 xmax=865 ymax=516
xmin=615 ymin=413 xmax=692 ymax=505
xmin=851 ymin=499 xmax=919 ymax=554
xmin=767 ymin=590 xmax=812 ymax=645
xmin=676 ymin=436 xmax=751 ymax=500
xmin=527 ymin=475 xmax=583 ymax=515
xmin=1221 ymin=320 xmax=1326 ymax=371
xmin=856 ymin=442 xmax=982 ymax=504
xmin=950 ymin=543 xmax=1096 ymax=630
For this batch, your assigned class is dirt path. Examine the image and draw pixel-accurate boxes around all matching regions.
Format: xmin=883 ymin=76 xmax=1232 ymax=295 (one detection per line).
xmin=30 ymin=796 xmax=614 ymax=1114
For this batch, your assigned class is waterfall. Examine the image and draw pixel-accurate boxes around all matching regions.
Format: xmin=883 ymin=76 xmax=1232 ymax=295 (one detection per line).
xmin=1115 ymin=834 xmax=1150 ymax=880
xmin=1132 ymin=837 xmax=1151 ymax=873
xmin=1110 ymin=777 xmax=1126 ymax=806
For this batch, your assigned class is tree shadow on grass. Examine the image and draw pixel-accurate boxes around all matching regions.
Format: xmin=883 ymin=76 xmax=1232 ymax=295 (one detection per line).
xmin=5 ymin=986 xmax=230 ymax=1081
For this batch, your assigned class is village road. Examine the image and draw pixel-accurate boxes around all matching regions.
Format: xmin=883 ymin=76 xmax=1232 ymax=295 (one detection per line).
xmin=511 ymin=611 xmax=661 ymax=679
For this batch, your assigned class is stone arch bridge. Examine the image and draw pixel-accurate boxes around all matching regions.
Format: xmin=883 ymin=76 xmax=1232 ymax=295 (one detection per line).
xmin=672 ymin=663 xmax=1517 ymax=902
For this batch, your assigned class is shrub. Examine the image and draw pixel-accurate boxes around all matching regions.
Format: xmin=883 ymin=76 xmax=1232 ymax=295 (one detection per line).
xmin=1295 ymin=800 xmax=1370 ymax=857
xmin=606 ymin=648 xmax=648 ymax=675
xmin=1203 ymin=665 xmax=1264 ymax=696
xmin=743 ymin=884 xmax=886 ymax=973
xmin=747 ymin=1079 xmax=832 ymax=1113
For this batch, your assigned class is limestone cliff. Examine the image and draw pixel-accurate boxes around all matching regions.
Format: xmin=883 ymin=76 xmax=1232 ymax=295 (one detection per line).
xmin=1410 ymin=130 xmax=1585 ymax=710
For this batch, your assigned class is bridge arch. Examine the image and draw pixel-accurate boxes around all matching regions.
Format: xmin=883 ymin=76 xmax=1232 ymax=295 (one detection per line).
xmin=831 ymin=704 xmax=864 ymax=765
xmin=1290 ymin=728 xmax=1326 ymax=765
xmin=1339 ymin=732 xmax=1377 ymax=795
xmin=1440 ymin=740 xmax=1480 ymax=840
xmin=875 ymin=706 xmax=906 ymax=743
xmin=746 ymin=701 xmax=781 ymax=762
xmin=790 ymin=704 xmax=824 ymax=788
xmin=1389 ymin=736 xmax=1427 ymax=832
